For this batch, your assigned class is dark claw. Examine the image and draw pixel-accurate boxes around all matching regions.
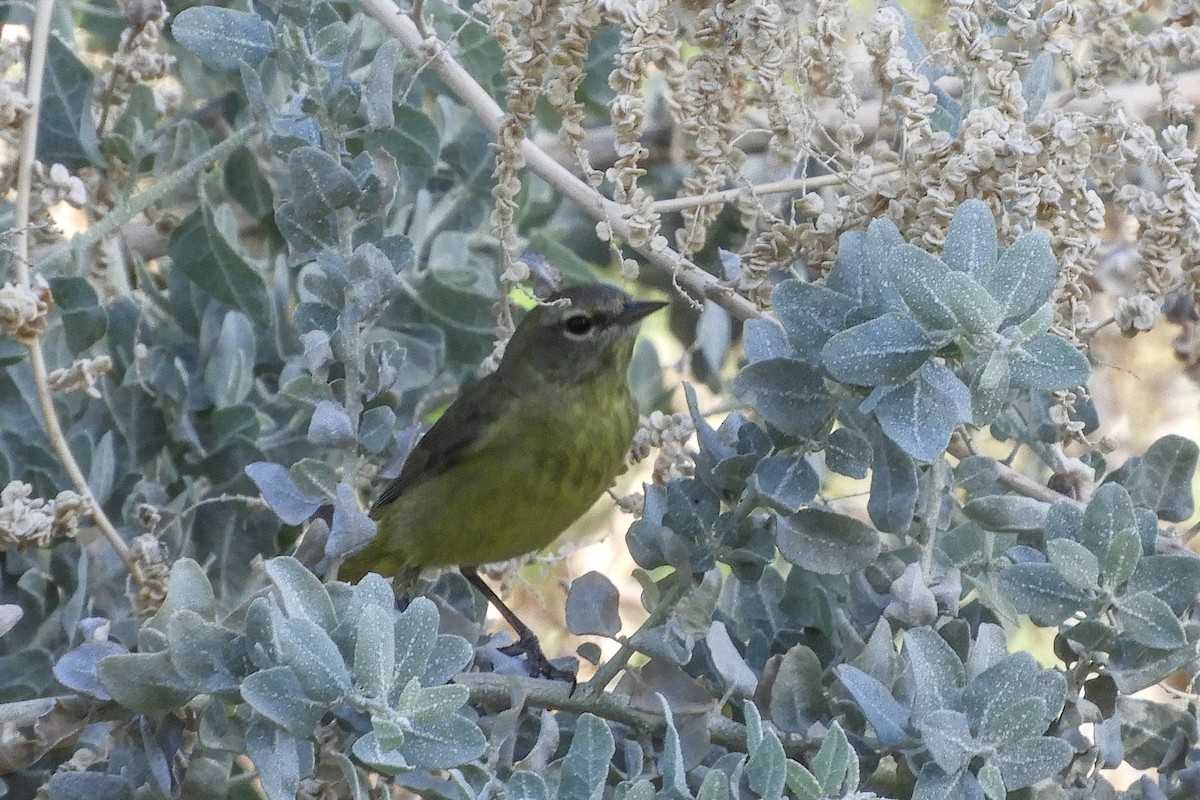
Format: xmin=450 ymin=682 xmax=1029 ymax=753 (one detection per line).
xmin=499 ymin=633 xmax=578 ymax=690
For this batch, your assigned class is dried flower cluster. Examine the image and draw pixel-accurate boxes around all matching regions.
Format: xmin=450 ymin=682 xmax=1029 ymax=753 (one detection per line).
xmin=627 ymin=410 xmax=696 ymax=483
xmin=99 ymin=0 xmax=175 ymax=132
xmin=127 ymin=533 xmax=170 ymax=618
xmin=0 ymin=481 xmax=88 ymax=552
xmin=0 ymin=277 xmax=52 ymax=345
xmin=47 ymin=356 xmax=114 ymax=398
xmin=606 ymin=0 xmax=676 ymax=266
xmin=0 ymin=30 xmax=32 ymax=131
xmin=478 ymin=0 xmax=1200 ymax=354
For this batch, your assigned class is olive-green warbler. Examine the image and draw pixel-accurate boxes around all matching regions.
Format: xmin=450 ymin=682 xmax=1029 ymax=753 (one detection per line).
xmin=338 ymin=283 xmax=665 ymax=679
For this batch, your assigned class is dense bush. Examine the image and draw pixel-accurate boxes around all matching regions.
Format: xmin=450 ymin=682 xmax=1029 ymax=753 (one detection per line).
xmin=2 ymin=1 xmax=1200 ymax=799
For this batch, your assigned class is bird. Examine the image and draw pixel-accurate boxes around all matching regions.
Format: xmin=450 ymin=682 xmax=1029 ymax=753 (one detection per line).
xmin=337 ymin=283 xmax=666 ymax=680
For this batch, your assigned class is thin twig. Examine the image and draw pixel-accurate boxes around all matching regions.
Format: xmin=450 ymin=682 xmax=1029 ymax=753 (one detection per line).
xmin=648 ymin=163 xmax=899 ymax=214
xmin=354 ymin=0 xmax=763 ymax=323
xmin=13 ymin=0 xmax=142 ymax=580
xmin=36 ymin=125 xmax=258 ymax=274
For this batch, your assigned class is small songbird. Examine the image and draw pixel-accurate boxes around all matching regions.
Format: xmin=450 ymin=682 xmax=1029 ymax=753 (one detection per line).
xmin=337 ymin=283 xmax=666 ymax=680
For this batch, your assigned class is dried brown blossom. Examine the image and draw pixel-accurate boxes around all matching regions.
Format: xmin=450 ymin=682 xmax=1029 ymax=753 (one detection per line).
xmin=0 ymin=481 xmax=89 ymax=551
xmin=47 ymin=356 xmax=114 ymax=399
xmin=0 ymin=277 xmax=52 ymax=345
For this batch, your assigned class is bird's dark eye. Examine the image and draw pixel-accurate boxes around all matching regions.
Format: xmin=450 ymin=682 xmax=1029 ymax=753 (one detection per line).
xmin=563 ymin=313 xmax=594 ymax=336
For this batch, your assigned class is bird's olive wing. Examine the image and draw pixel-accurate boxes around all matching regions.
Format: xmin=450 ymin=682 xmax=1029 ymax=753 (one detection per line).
xmin=368 ymin=372 xmax=514 ymax=515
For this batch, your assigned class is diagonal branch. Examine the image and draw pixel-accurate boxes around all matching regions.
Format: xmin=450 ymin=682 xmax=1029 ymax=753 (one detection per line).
xmin=355 ymin=0 xmax=762 ymax=322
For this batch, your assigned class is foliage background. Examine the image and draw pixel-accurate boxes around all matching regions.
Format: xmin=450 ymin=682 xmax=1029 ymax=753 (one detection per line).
xmin=3 ymin=0 xmax=1200 ymax=799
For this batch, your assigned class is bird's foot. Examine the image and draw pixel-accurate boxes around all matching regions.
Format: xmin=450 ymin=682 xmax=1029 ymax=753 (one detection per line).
xmin=499 ymin=634 xmax=578 ymax=689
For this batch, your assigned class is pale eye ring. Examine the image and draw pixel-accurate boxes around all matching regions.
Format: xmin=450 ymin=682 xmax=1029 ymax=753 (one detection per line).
xmin=563 ymin=313 xmax=594 ymax=337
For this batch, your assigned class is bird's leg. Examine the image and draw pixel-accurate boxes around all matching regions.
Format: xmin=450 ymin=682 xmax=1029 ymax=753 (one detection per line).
xmin=462 ymin=567 xmax=576 ymax=686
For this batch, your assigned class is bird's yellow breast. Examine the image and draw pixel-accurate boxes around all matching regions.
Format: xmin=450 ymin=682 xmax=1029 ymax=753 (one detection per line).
xmin=359 ymin=376 xmax=637 ymax=574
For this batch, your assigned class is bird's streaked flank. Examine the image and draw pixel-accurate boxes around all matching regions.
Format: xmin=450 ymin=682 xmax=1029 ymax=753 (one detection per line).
xmin=338 ymin=283 xmax=666 ymax=680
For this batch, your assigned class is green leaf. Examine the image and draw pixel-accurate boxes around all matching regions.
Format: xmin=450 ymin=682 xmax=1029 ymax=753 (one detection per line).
xmin=392 ymin=597 xmax=440 ymax=688
xmin=752 ymin=454 xmax=818 ymax=514
xmin=903 ymin=628 xmax=965 ymax=721
xmin=204 ymin=310 xmax=256 ymax=406
xmin=962 ymin=495 xmax=1050 ymax=532
xmin=655 ymin=695 xmax=689 ymax=799
xmin=911 ymin=763 xmax=977 ymax=800
xmin=53 ymin=641 xmax=125 ymax=701
xmin=421 ymin=634 xmax=474 ymax=687
xmin=1080 ymin=483 xmax=1136 ymax=561
xmin=981 ymin=697 xmax=1049 ymax=746
xmin=919 ymin=709 xmax=975 ymax=775
xmin=983 ymin=231 xmax=1057 ymax=324
xmin=1007 ymin=334 xmax=1090 ymax=390
xmin=277 ymin=617 xmax=352 ymax=703
xmin=39 ymin=35 xmax=101 ymax=168
xmin=823 ymin=312 xmax=937 ymax=386
xmin=868 ymin=430 xmax=918 ymax=533
xmin=173 ymin=7 xmax=274 ymax=71
xmin=998 ymin=563 xmax=1091 ymax=625
xmin=746 ymin=727 xmax=786 ymax=800
xmin=288 ymin=146 xmax=362 ymax=216
xmin=766 ymin=645 xmax=825 ymax=734
xmin=308 ymin=400 xmax=354 ymax=448
xmin=265 ymin=557 xmax=338 ymax=632
xmin=169 ymin=203 xmax=271 ymax=325
xmin=990 ymin=736 xmax=1072 ymax=790
xmin=776 ymin=508 xmax=881 ymax=574
xmin=962 ymin=653 xmax=1064 ymax=734
xmin=1113 ymin=591 xmax=1187 ymax=649
xmin=166 ymin=610 xmax=238 ymax=693
xmin=824 ymin=427 xmax=872 ymax=478
xmin=943 ymin=200 xmax=998 ymax=278
xmin=977 ymin=760 xmax=1006 ymax=800
xmin=1100 ymin=528 xmax=1141 ymax=589
xmin=1045 ymin=538 xmax=1100 ymax=592
xmin=507 ymin=772 xmax=550 ymax=800
xmin=811 ymin=722 xmax=858 ymax=794
xmin=1126 ymin=434 xmax=1198 ymax=522
xmin=401 ymin=714 xmax=487 ymax=769
xmin=241 ymin=666 xmax=326 ymax=735
xmin=245 ymin=721 xmax=308 ymax=800
xmin=783 ymin=761 xmax=821 ymax=800
xmin=289 ymin=457 xmax=338 ymax=500
xmin=245 ymin=462 xmax=323 ymax=525
xmin=366 ymin=106 xmax=441 ymax=176
xmin=834 ymin=665 xmax=910 ymax=747
xmin=870 ymin=362 xmax=971 ymax=462
xmin=1118 ymin=696 xmax=1198 ymax=769
xmin=276 ymin=200 xmax=339 ymax=253
xmin=148 ymin=559 xmax=216 ymax=633
xmin=1126 ymin=555 xmax=1200 ymax=615
xmin=771 ymin=279 xmax=858 ymax=363
xmin=970 ymin=350 xmax=1010 ymax=425
xmin=394 ymin=679 xmax=470 ymax=723
xmin=353 ymin=605 xmax=395 ymax=700
xmin=566 ymin=571 xmax=622 ymax=637
xmin=361 ymin=39 xmax=399 ymax=130
xmin=887 ymin=244 xmax=1001 ymax=334
xmin=558 ymin=714 xmax=614 ymax=800
xmin=225 ymin=146 xmax=274 ymax=218
xmin=1023 ymin=52 xmax=1054 ymax=120
xmin=96 ymin=651 xmax=196 ymax=713
xmin=733 ymin=358 xmax=836 ymax=438
xmin=49 ymin=277 xmax=106 ymax=353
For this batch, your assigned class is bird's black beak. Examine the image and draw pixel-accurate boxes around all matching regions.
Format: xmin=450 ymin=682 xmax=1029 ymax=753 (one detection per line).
xmin=618 ymin=299 xmax=668 ymax=326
